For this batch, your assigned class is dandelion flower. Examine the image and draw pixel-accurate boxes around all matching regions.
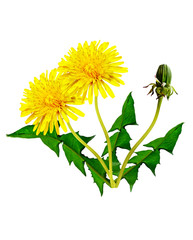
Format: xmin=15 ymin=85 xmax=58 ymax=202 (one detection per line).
xmin=58 ymin=41 xmax=128 ymax=104
xmin=20 ymin=69 xmax=85 ymax=135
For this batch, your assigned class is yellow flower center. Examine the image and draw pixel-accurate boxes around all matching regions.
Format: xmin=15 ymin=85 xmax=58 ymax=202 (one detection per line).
xmin=45 ymin=95 xmax=62 ymax=108
xmin=84 ymin=63 xmax=101 ymax=80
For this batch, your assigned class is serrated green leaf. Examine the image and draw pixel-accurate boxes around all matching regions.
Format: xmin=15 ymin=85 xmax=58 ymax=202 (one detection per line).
xmin=122 ymin=123 xmax=183 ymax=190
xmin=85 ymin=157 xmax=108 ymax=196
xmin=40 ymin=136 xmax=61 ymax=157
xmin=62 ymin=144 xmax=86 ymax=175
xmin=60 ymin=132 xmax=94 ymax=175
xmin=144 ymin=123 xmax=183 ymax=154
xmin=123 ymin=150 xmax=160 ymax=191
xmin=109 ymin=92 xmax=137 ymax=132
xmin=59 ymin=132 xmax=94 ymax=155
xmin=7 ymin=125 xmax=39 ymax=138
xmin=123 ymin=165 xmax=140 ymax=191
xmin=129 ymin=150 xmax=160 ymax=175
xmin=7 ymin=125 xmax=61 ymax=156
xmin=102 ymin=128 xmax=132 ymax=156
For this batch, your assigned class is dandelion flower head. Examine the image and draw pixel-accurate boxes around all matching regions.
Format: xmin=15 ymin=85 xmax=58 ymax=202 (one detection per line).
xmin=58 ymin=41 xmax=128 ymax=104
xmin=20 ymin=69 xmax=85 ymax=135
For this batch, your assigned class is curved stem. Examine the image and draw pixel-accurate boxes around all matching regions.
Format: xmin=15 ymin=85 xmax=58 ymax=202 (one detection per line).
xmin=67 ymin=122 xmax=110 ymax=177
xmin=116 ymin=97 xmax=163 ymax=187
xmin=94 ymin=96 xmax=116 ymax=188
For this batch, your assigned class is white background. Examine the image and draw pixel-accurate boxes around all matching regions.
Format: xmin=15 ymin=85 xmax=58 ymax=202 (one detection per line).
xmin=0 ymin=0 xmax=193 ymax=239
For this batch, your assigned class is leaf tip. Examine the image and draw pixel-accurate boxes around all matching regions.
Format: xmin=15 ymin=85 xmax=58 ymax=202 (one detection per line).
xmin=130 ymin=184 xmax=134 ymax=192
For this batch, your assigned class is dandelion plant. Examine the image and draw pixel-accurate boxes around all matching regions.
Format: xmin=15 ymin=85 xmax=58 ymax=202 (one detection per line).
xmin=7 ymin=41 xmax=183 ymax=195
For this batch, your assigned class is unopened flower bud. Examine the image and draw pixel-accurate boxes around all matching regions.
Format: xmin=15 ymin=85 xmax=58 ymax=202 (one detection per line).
xmin=145 ymin=64 xmax=177 ymax=100
xmin=156 ymin=64 xmax=172 ymax=85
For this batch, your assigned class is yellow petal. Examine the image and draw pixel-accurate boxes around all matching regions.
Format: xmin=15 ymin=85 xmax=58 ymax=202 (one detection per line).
xmin=112 ymin=67 xmax=128 ymax=73
xmin=33 ymin=116 xmax=41 ymax=125
xmin=21 ymin=110 xmax=32 ymax=117
xmin=77 ymin=43 xmax=83 ymax=51
xmin=25 ymin=113 xmax=36 ymax=124
xmin=61 ymin=111 xmax=69 ymax=123
xmin=97 ymin=81 xmax=107 ymax=99
xmin=67 ymin=106 xmax=85 ymax=117
xmin=43 ymin=122 xmax=49 ymax=135
xmin=54 ymin=115 xmax=60 ymax=135
xmin=98 ymin=42 xmax=109 ymax=52
xmin=50 ymin=117 xmax=54 ymax=133
xmin=58 ymin=114 xmax=67 ymax=132
xmin=88 ymin=84 xmax=93 ymax=104
xmin=101 ymin=81 xmax=115 ymax=98
xmin=36 ymin=117 xmax=44 ymax=135
xmin=46 ymin=70 xmax=48 ymax=80
xmin=40 ymin=116 xmax=47 ymax=132
xmin=82 ymin=88 xmax=88 ymax=102
xmin=65 ymin=109 xmax=78 ymax=121
xmin=112 ymin=77 xmax=125 ymax=85
xmin=83 ymin=41 xmax=89 ymax=49
xmin=33 ymin=123 xmax=39 ymax=132
xmin=110 ymin=61 xmax=124 ymax=66
xmin=104 ymin=45 xmax=116 ymax=54
xmin=103 ymin=77 xmax=120 ymax=86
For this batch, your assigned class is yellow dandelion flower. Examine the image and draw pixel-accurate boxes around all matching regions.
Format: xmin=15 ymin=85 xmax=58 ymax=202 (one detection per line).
xmin=20 ymin=69 xmax=85 ymax=135
xmin=58 ymin=41 xmax=128 ymax=104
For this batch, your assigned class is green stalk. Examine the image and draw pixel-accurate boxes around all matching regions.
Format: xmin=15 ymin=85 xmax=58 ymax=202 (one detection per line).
xmin=94 ymin=96 xmax=116 ymax=188
xmin=116 ymin=97 xmax=163 ymax=187
xmin=67 ymin=122 xmax=110 ymax=177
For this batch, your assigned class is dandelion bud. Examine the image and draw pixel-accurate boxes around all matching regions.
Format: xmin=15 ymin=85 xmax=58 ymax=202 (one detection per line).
xmin=145 ymin=64 xmax=177 ymax=99
xmin=156 ymin=64 xmax=172 ymax=85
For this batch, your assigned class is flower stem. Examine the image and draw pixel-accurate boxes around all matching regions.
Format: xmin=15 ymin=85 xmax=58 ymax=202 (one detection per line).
xmin=94 ymin=96 xmax=116 ymax=188
xmin=67 ymin=121 xmax=110 ymax=177
xmin=115 ymin=97 xmax=163 ymax=187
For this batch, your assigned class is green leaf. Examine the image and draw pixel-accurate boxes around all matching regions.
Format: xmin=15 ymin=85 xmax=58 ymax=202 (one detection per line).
xmin=109 ymin=92 xmax=137 ymax=132
xmin=7 ymin=125 xmax=39 ymax=138
xmin=129 ymin=150 xmax=160 ymax=175
xmin=60 ymin=132 xmax=109 ymax=194
xmin=60 ymin=132 xmax=94 ymax=176
xmin=123 ymin=150 xmax=160 ymax=191
xmin=102 ymin=128 xmax=132 ymax=156
xmin=144 ymin=123 xmax=183 ymax=154
xmin=123 ymin=123 xmax=183 ymax=191
xmin=85 ymin=157 xmax=107 ymax=196
xmin=123 ymin=165 xmax=140 ymax=191
xmin=7 ymin=125 xmax=61 ymax=156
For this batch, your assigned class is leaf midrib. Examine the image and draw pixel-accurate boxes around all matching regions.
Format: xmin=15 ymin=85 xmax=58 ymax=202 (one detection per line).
xmin=145 ymin=124 xmax=182 ymax=151
xmin=8 ymin=132 xmax=61 ymax=143
xmin=122 ymin=150 xmax=153 ymax=177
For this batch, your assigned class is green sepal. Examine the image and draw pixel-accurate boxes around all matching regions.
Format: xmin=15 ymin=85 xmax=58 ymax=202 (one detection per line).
xmin=144 ymin=123 xmax=183 ymax=154
xmin=102 ymin=128 xmax=131 ymax=156
xmin=109 ymin=92 xmax=137 ymax=132
xmin=7 ymin=125 xmax=61 ymax=157
xmin=60 ymin=132 xmax=95 ymax=176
